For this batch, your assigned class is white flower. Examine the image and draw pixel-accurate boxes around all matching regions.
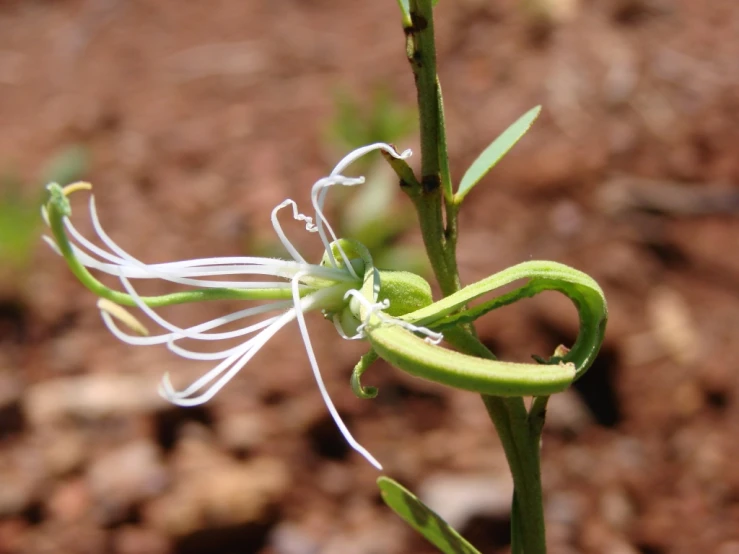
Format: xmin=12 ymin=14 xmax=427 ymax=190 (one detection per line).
xmin=44 ymin=143 xmax=413 ymax=470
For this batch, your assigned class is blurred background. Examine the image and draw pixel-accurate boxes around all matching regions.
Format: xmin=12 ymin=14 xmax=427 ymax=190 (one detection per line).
xmin=1 ymin=1 xmax=738 ymax=553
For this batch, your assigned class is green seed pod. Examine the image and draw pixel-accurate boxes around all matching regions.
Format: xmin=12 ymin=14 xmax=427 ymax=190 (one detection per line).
xmin=357 ymin=259 xmax=607 ymax=397
xmin=376 ymin=270 xmax=433 ymax=317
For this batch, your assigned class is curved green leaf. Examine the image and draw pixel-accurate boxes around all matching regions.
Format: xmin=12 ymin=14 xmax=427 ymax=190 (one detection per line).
xmin=456 ymin=106 xmax=541 ymax=203
xmin=378 ymin=477 xmax=481 ymax=554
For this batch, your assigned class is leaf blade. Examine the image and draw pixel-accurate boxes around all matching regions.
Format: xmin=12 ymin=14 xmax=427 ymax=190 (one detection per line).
xmin=378 ymin=477 xmax=482 ymax=554
xmin=456 ymin=106 xmax=541 ymax=202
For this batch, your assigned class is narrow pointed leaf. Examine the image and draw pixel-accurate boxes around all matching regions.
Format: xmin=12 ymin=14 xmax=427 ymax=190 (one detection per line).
xmin=378 ymin=477 xmax=482 ymax=554
xmin=456 ymin=106 xmax=541 ymax=203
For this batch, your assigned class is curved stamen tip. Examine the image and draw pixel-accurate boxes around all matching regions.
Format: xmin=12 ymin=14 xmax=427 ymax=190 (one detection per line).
xmin=342 ymin=289 xmax=443 ymax=345
xmin=97 ymin=298 xmax=149 ymax=336
xmin=395 ymin=147 xmax=412 ymax=159
xmin=423 ymin=332 xmax=443 ymax=345
xmin=157 ymin=372 xmax=181 ymax=402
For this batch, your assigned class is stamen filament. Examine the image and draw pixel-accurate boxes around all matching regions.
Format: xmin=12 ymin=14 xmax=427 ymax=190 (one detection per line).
xmin=291 ymin=271 xmax=383 ymax=470
xmin=99 ymin=300 xmax=294 ymax=346
xmin=271 ymin=200 xmax=314 ymax=263
xmin=159 ymin=310 xmax=296 ymax=405
xmin=329 ymin=143 xmax=412 ymax=177
xmin=344 ymin=290 xmax=443 ymax=345
xmin=310 ymin=176 xmax=364 ymax=277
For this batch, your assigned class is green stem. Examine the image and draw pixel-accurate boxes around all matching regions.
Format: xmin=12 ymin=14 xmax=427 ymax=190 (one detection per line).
xmin=403 ymin=0 xmax=460 ymax=298
xmin=444 ymin=329 xmax=547 ymax=553
xmin=481 ymin=395 xmax=546 ymax=554
xmin=408 ymin=0 xmax=440 ymax=181
xmin=401 ymin=2 xmax=548 ymax=551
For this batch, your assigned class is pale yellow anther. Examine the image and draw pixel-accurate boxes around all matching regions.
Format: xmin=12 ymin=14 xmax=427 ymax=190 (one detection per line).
xmin=62 ymin=181 xmax=93 ymax=196
xmin=97 ymin=298 xmax=149 ymax=336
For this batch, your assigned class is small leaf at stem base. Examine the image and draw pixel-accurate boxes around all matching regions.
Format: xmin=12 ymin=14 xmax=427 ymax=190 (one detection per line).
xmin=378 ymin=477 xmax=482 ymax=554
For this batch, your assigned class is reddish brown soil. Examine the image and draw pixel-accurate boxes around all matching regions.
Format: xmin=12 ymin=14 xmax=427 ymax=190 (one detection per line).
xmin=1 ymin=1 xmax=739 ymax=553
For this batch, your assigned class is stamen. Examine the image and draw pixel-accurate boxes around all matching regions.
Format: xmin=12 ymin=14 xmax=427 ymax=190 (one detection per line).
xmin=291 ymin=271 xmax=383 ymax=470
xmin=62 ymin=226 xmax=349 ymax=284
xmin=88 ymin=196 xmax=149 ymax=268
xmin=165 ymin=316 xmax=280 ymax=361
xmin=310 ymin=176 xmax=364 ymax=277
xmin=308 ymin=145 xmax=411 ymax=278
xmin=65 ymin=211 xmax=128 ymax=266
xmin=159 ymin=309 xmax=296 ymax=406
xmin=343 ymin=290 xmax=443 ymax=345
xmin=41 ymin=235 xmax=60 ymax=254
xmin=270 ymin=200 xmax=315 ymax=263
xmin=99 ymin=299 xmax=292 ymax=347
xmin=86 ymin=198 xmax=281 ymax=288
xmin=76 ymin=197 xmax=332 ymax=288
xmin=116 ymin=275 xmax=294 ymax=343
xmin=159 ymin=332 xmax=260 ymax=400
xmin=329 ymin=143 xmax=412 ymax=177
xmin=67 ymin=242 xmax=303 ymax=287
xmin=160 ymin=339 xmax=257 ymax=400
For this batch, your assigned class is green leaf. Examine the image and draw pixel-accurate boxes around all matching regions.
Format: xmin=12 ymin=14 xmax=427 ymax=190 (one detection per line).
xmin=456 ymin=106 xmax=541 ymax=203
xmin=378 ymin=477 xmax=482 ymax=554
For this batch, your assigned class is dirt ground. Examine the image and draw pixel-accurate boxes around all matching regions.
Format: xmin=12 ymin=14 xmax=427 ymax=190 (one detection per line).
xmin=1 ymin=0 xmax=739 ymax=553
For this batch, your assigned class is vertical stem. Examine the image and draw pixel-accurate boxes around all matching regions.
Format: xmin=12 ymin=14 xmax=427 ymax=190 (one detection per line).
xmin=482 ymin=396 xmax=547 ymax=554
xmin=404 ymin=0 xmax=460 ymax=297
xmin=409 ymin=0 xmax=440 ymax=180
xmin=400 ymin=2 xmax=547 ymax=552
xmin=445 ymin=329 xmax=547 ymax=553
